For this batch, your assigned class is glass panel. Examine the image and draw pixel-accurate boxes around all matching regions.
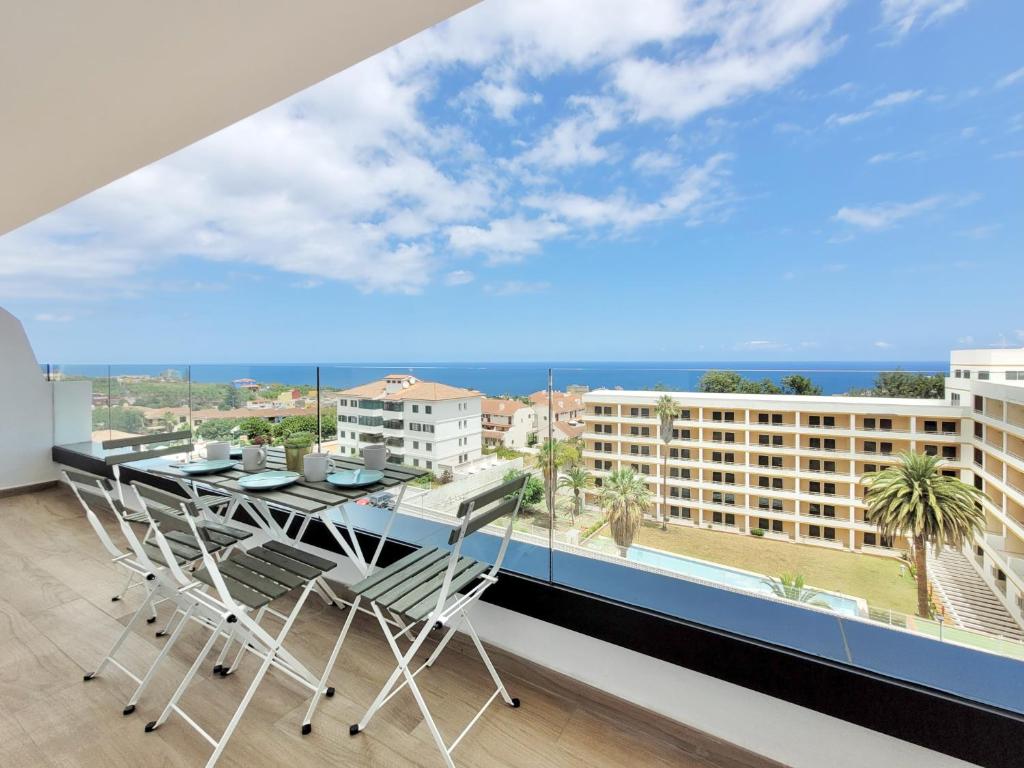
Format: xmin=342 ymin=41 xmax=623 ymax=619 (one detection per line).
xmin=320 ymin=363 xmax=552 ymax=580
xmin=550 ymin=364 xmax=1023 ymax=714
xmin=105 ymin=365 xmax=190 ymax=450
xmin=187 ymin=364 xmax=318 ymax=451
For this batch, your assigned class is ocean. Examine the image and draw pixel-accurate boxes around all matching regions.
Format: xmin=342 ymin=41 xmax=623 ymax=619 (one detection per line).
xmin=49 ymin=361 xmax=948 ymax=397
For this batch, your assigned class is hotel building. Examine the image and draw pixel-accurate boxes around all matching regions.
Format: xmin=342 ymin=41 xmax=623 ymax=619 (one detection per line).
xmin=335 ymin=374 xmax=482 ymax=472
xmin=582 ymin=348 xmax=1024 ymax=630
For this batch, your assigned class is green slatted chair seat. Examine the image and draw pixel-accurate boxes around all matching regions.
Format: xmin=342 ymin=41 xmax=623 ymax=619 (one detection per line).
xmin=192 ymin=568 xmax=280 ymax=610
xmin=227 ymin=551 xmax=307 ymax=590
xmin=261 ymin=540 xmax=335 ymax=573
xmin=142 ymin=542 xmax=187 ymax=567
xmin=351 ymin=547 xmax=489 ymax=621
xmin=196 ymin=519 xmax=252 ymax=543
xmin=164 ymin=530 xmax=222 ymax=557
xmin=245 ymin=546 xmax=324 ymax=581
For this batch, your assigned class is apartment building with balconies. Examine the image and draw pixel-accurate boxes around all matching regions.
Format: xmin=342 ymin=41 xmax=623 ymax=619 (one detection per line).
xmin=946 ymin=349 xmax=1024 ymax=631
xmin=582 ymin=348 xmax=1024 ymax=634
xmin=481 ymin=397 xmax=537 ymax=449
xmin=336 ymin=374 xmax=482 ymax=471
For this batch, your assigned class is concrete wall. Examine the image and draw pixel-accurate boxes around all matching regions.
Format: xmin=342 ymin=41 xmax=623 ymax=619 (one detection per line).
xmin=0 ymin=307 xmax=56 ymax=491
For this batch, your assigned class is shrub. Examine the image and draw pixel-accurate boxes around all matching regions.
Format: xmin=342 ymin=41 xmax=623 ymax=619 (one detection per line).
xmin=750 ymin=528 xmax=765 ymax=537
xmin=284 ymin=431 xmax=315 ymax=448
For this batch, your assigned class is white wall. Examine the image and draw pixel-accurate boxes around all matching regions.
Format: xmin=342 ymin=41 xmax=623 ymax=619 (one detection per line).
xmin=0 ymin=307 xmax=56 ymax=491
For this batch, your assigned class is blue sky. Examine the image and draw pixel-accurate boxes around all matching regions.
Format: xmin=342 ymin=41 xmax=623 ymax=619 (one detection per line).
xmin=2 ymin=0 xmax=1022 ymax=363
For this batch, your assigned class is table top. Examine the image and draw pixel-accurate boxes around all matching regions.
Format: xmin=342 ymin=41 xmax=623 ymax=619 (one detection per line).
xmin=126 ymin=446 xmax=428 ymax=515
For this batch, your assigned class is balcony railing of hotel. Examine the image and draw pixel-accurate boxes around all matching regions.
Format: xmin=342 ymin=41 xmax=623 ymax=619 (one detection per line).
xmin=42 ymin=361 xmax=1024 ymax=722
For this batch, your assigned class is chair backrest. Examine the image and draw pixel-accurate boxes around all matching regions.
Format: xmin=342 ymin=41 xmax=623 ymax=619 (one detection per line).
xmin=101 ymin=430 xmax=194 ymax=466
xmin=449 ymin=473 xmax=529 ymax=545
xmin=63 ymin=469 xmax=156 ymax=573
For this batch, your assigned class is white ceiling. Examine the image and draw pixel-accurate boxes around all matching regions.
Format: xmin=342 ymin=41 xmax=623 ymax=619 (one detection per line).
xmin=0 ymin=0 xmax=478 ymax=236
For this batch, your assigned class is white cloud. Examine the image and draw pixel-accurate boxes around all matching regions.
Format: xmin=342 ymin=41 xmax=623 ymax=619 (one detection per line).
xmin=443 ymin=269 xmax=475 ymax=286
xmin=447 ymin=217 xmax=568 ymax=262
xmin=995 ymin=66 xmax=1024 ymax=89
xmin=993 ymin=149 xmax=1024 ymax=160
xmin=517 ymin=96 xmax=620 ymax=168
xmin=880 ymin=0 xmax=970 ymax=41
xmin=823 ymin=263 xmax=847 ymax=272
xmin=833 ymin=196 xmax=945 ymax=230
xmin=0 ymin=0 xmax=850 ymax=300
xmin=613 ymin=1 xmax=845 ymax=124
xmin=827 ymin=89 xmax=923 ymax=127
xmin=524 ymin=153 xmax=732 ymax=232
xmin=632 ymin=151 xmax=678 ymax=174
xmin=957 ymin=224 xmax=998 ymax=239
xmin=874 ymin=340 xmax=894 ymax=348
xmin=868 ymin=149 xmax=926 ymax=164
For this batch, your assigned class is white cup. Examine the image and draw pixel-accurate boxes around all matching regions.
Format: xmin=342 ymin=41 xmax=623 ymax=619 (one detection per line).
xmin=206 ymin=441 xmax=230 ymax=461
xmin=303 ymin=452 xmax=336 ymax=483
xmin=362 ymin=444 xmax=391 ymax=470
xmin=242 ymin=445 xmax=267 ymax=472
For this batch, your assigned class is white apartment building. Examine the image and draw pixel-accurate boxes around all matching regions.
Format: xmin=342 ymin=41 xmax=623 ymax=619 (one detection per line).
xmin=336 ymin=374 xmax=482 ymax=472
xmin=481 ymin=397 xmax=536 ymax=449
xmin=581 ymin=348 xmax=1024 ymax=631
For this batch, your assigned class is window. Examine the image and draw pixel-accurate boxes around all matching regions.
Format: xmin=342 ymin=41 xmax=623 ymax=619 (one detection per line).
xmin=594 ymin=405 xmax=612 ymax=416
xmin=672 ymin=428 xmax=691 ymax=440
xmin=758 ymin=517 xmax=770 ymax=529
xmin=880 ymin=418 xmax=892 ymax=430
xmin=942 ymin=421 xmax=956 ymax=433
xmin=864 ymin=441 xmax=877 ymax=453
xmin=425 ymin=405 xmax=432 ymax=414
xmin=954 ymin=370 xmax=962 ymax=378
xmin=413 ymin=441 xmax=419 ymax=450
xmin=880 ymin=442 xmax=892 ymax=454
xmin=951 ymin=393 xmax=960 ymax=405
xmin=974 ymin=395 xmax=983 ymax=411
xmin=864 ymin=463 xmax=877 ymax=473
xmin=809 ymin=525 xmax=820 ymax=538
xmin=823 ymin=527 xmax=836 ymax=541
xmin=758 ymin=413 xmax=769 ymax=424
xmin=771 ymin=520 xmax=783 ymax=532
xmin=1007 ymin=371 xmax=1024 ymax=381
xmin=978 ymin=371 xmax=990 ymax=380
xmin=679 ymin=409 xmax=691 ymax=420
xmin=426 ymin=460 xmax=432 ymax=469
xmin=864 ymin=532 xmax=877 ymax=546
xmin=412 ymin=404 xmax=419 ymax=413
xmin=863 ymin=417 xmax=876 ymax=429
xmin=924 ymin=445 xmax=938 ymax=456
xmin=669 ymin=447 xmax=690 ymax=459
xmin=670 ymin=467 xmax=691 ymax=479
xmin=412 ymin=458 xmax=419 ymax=467
xmin=923 ymin=420 xmax=937 ymax=433
xmin=670 ymin=506 xmax=691 ymax=519
xmin=425 ymin=443 xmax=432 ymax=452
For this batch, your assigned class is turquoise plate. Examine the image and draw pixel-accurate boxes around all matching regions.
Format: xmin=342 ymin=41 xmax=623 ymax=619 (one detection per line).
xmin=238 ymin=470 xmax=300 ymax=491
xmin=178 ymin=459 xmax=236 ymax=475
xmin=326 ymin=469 xmax=384 ymax=488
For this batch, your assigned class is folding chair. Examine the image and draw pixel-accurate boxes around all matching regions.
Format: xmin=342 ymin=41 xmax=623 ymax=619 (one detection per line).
xmin=63 ymin=469 xmax=210 ymax=715
xmin=334 ymin=474 xmax=529 ymax=768
xmin=137 ymin=485 xmax=338 ymax=768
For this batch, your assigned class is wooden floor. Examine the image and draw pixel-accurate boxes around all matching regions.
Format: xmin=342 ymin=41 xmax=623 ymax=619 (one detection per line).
xmin=0 ymin=486 xmax=784 ymax=768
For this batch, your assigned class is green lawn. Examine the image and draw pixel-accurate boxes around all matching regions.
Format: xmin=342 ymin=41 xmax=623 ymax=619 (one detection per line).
xmin=622 ymin=522 xmax=918 ymax=614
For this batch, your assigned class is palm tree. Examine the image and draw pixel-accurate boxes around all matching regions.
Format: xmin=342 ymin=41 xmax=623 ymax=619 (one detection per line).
xmin=762 ymin=573 xmax=831 ymax=609
xmin=862 ymin=451 xmax=985 ymax=619
xmin=654 ymin=394 xmax=681 ymax=530
xmin=558 ymin=465 xmax=593 ymax=525
xmin=599 ymin=468 xmax=652 ymax=557
xmin=534 ymin=438 xmax=570 ymax=522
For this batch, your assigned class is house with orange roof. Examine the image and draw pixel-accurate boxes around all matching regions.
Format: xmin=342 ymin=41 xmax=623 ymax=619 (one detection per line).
xmin=481 ymin=397 xmax=536 ymax=449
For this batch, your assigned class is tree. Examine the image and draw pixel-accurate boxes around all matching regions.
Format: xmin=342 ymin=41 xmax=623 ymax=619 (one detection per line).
xmin=698 ymin=370 xmax=744 ymax=393
xmin=847 ymin=370 xmax=944 ymax=399
xmin=220 ymin=386 xmax=243 ymax=410
xmin=319 ymin=405 xmax=337 ymax=439
xmin=238 ymin=416 xmax=272 ymax=441
xmin=533 ymin=439 xmax=574 ymax=520
xmin=871 ymin=370 xmax=944 ymax=399
xmin=599 ymin=468 xmax=651 ymax=557
xmin=557 ymin=465 xmax=593 ymax=525
xmin=503 ymin=469 xmax=544 ymax=508
xmin=862 ymin=451 xmax=985 ymax=618
xmin=781 ymin=374 xmax=823 ymax=396
xmin=697 ymin=370 xmax=792 ymax=395
xmin=762 ymin=573 xmax=831 ymax=608
xmin=654 ymin=394 xmax=681 ymax=531
xmin=196 ymin=418 xmax=242 ymax=441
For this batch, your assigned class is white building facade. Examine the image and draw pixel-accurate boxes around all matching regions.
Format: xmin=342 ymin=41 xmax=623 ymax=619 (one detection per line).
xmin=336 ymin=374 xmax=482 ymax=472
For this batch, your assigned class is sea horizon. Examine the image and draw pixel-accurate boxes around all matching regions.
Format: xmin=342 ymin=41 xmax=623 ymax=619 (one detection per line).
xmin=50 ymin=359 xmax=948 ymax=397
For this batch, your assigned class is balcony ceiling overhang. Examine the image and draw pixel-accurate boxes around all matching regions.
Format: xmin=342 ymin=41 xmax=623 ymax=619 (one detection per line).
xmin=0 ymin=0 xmax=478 ymax=236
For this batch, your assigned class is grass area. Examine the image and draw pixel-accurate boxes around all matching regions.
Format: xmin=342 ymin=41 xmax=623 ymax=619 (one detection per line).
xmin=629 ymin=522 xmax=918 ymax=614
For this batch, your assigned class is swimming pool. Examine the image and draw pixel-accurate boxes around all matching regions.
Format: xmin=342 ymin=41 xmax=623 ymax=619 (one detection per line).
xmin=626 ymin=545 xmax=863 ymax=617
